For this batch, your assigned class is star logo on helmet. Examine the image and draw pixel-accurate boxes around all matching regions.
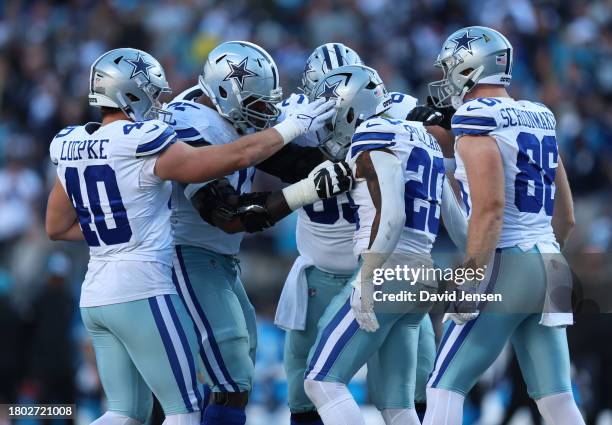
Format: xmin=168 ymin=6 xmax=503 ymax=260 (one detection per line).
xmin=126 ymin=54 xmax=154 ymax=80
xmin=450 ymin=31 xmax=481 ymax=55
xmin=223 ymin=58 xmax=258 ymax=90
xmin=317 ymin=80 xmax=341 ymax=100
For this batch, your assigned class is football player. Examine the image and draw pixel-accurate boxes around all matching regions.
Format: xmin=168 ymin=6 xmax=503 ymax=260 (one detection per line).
xmin=274 ymin=44 xmax=462 ymax=425
xmin=161 ymin=41 xmax=352 ymax=425
xmin=45 ymin=47 xmax=337 ymax=425
xmin=302 ymin=64 xmax=446 ymax=425
xmin=422 ymin=27 xmax=582 ymax=425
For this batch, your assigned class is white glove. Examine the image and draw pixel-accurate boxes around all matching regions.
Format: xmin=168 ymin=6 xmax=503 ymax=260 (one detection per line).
xmin=273 ymin=98 xmax=336 ymax=144
xmin=443 ymin=312 xmax=479 ymax=325
xmin=350 ymin=284 xmax=379 ymax=332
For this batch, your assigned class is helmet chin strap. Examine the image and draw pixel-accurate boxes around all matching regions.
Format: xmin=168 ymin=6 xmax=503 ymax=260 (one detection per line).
xmin=116 ymin=92 xmax=138 ymax=121
xmin=452 ymin=66 xmax=485 ymax=109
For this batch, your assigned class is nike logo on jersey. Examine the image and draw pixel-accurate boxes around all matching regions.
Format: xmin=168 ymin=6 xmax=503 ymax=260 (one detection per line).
xmin=365 ymin=122 xmax=381 ymax=128
xmin=466 ymin=105 xmax=483 ymax=111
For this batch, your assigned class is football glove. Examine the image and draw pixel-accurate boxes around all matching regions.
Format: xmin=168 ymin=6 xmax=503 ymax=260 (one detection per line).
xmin=192 ymin=178 xmax=239 ymax=225
xmin=406 ymin=106 xmax=444 ymax=126
xmin=426 ymin=96 xmax=455 ymax=130
xmin=443 ymin=311 xmax=479 ymax=325
xmin=273 ymin=98 xmax=336 ymax=143
xmin=444 ymin=278 xmax=480 ymax=325
xmin=311 ymin=160 xmax=353 ymax=199
xmin=350 ymin=282 xmax=379 ymax=332
xmin=235 ymin=192 xmax=275 ymax=233
xmin=282 ymin=160 xmax=353 ymax=211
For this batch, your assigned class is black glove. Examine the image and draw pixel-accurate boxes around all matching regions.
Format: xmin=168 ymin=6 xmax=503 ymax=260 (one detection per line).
xmin=312 ymin=160 xmax=353 ymax=199
xmin=235 ymin=192 xmax=275 ymax=233
xmin=406 ymin=105 xmax=444 ymax=126
xmin=191 ymin=178 xmax=239 ymax=225
xmin=426 ymin=96 xmax=455 ymax=130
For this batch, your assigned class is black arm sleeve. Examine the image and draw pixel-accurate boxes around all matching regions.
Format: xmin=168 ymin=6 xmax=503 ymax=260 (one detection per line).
xmin=256 ymin=143 xmax=324 ymax=183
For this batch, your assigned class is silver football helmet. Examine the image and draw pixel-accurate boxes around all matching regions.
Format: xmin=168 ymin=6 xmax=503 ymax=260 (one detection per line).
xmin=199 ymin=41 xmax=282 ymax=132
xmin=89 ymin=48 xmax=171 ymax=121
xmin=429 ymin=26 xmax=513 ymax=109
xmin=301 ymin=43 xmax=363 ymax=98
xmin=309 ymin=65 xmax=391 ymax=160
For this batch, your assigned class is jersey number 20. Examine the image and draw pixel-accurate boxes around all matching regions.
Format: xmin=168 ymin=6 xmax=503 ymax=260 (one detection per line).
xmin=65 ymin=165 xmax=133 ymax=246
xmin=404 ymin=147 xmax=445 ymax=234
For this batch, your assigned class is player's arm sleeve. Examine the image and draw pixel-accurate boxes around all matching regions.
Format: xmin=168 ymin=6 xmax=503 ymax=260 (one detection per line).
xmin=364 ymin=150 xmax=405 ymax=254
xmin=441 ymin=178 xmax=468 ymax=251
xmin=353 ymin=149 xmax=405 ymax=287
xmin=135 ymin=123 xmax=177 ymax=157
xmin=451 ymin=100 xmax=499 ymax=137
xmin=256 ymin=143 xmax=324 ymax=183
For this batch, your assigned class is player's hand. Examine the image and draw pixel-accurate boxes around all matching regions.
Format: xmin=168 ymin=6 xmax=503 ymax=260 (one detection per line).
xmin=444 ymin=276 xmax=480 ymax=325
xmin=274 ymin=98 xmax=336 ymax=143
xmin=235 ymin=192 xmax=275 ymax=233
xmin=350 ymin=284 xmax=379 ymax=332
xmin=443 ymin=312 xmax=479 ymax=325
xmin=426 ymin=96 xmax=455 ymax=130
xmin=192 ymin=178 xmax=239 ymax=225
xmin=406 ymin=106 xmax=444 ymax=126
xmin=309 ymin=160 xmax=353 ymax=199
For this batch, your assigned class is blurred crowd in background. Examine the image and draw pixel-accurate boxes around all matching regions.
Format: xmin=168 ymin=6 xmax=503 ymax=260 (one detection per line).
xmin=0 ymin=0 xmax=610 ymax=424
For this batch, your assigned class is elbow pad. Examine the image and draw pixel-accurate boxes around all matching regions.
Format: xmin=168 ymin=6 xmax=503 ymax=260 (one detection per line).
xmin=441 ymin=179 xmax=468 ymax=251
xmin=367 ymin=151 xmax=405 ymax=255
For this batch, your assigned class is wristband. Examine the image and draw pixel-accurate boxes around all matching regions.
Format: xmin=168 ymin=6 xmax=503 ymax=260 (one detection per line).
xmin=273 ymin=119 xmax=301 ymax=145
xmin=281 ymin=178 xmax=319 ymax=210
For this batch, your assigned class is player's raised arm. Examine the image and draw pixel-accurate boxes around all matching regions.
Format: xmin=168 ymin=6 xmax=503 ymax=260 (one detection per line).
xmin=154 ymin=98 xmax=335 ymax=183
xmin=457 ymin=135 xmax=505 ymax=268
xmin=551 ymin=156 xmax=575 ymax=248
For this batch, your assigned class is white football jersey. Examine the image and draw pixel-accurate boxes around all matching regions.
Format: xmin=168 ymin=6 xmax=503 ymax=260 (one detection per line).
xmin=452 ymin=97 xmax=558 ymax=248
xmin=347 ymin=116 xmax=445 ymax=256
xmin=49 ymin=120 xmax=177 ymax=307
xmin=164 ymin=96 xmax=254 ymax=255
xmin=278 ymin=93 xmax=357 ymax=274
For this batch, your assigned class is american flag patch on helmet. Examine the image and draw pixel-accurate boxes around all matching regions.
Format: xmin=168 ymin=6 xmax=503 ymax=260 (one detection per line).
xmin=496 ymin=54 xmax=507 ymax=65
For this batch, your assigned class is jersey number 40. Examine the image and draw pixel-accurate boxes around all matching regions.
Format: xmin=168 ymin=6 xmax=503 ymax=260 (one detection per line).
xmin=65 ymin=165 xmax=132 ymax=246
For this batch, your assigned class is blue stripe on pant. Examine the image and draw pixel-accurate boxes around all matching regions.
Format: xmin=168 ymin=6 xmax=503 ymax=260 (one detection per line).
xmin=164 ymin=294 xmax=203 ymax=409
xmin=305 ymin=299 xmax=359 ymax=381
xmin=173 ymin=246 xmax=242 ymax=392
xmin=430 ymin=319 xmax=478 ymax=388
xmin=149 ymin=296 xmax=201 ymax=412
xmin=172 ymin=268 xmax=223 ymax=391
